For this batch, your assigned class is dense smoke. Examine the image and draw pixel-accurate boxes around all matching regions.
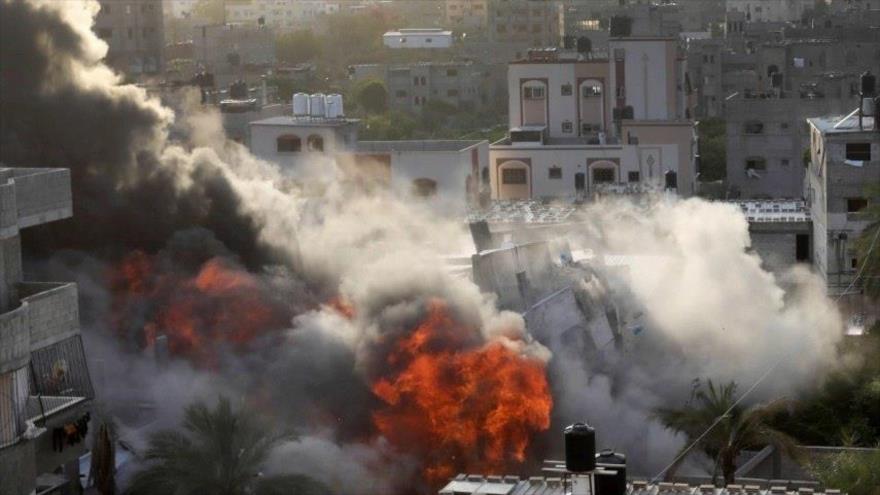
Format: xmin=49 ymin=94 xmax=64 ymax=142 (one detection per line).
xmin=0 ymin=0 xmax=845 ymax=490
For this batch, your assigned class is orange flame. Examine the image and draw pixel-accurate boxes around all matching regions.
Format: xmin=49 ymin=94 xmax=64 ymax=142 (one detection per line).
xmin=110 ymin=252 xmax=289 ymax=365
xmin=371 ymin=300 xmax=552 ymax=486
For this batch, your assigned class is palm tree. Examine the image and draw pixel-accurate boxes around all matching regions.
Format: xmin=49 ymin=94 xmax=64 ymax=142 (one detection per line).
xmin=653 ymin=380 xmax=802 ymax=485
xmin=126 ymin=397 xmax=329 ymax=495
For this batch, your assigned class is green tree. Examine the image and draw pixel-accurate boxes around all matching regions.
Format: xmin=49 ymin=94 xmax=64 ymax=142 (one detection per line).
xmin=354 ymin=79 xmax=388 ymax=115
xmin=810 ymin=447 xmax=880 ymax=495
xmin=276 ymin=30 xmax=322 ymax=65
xmin=855 ymin=182 xmax=880 ymax=299
xmin=126 ymin=397 xmax=329 ymax=495
xmin=654 ymin=380 xmax=801 ymax=485
xmin=697 ymin=118 xmax=726 ymax=182
xmin=191 ymin=0 xmax=225 ymax=24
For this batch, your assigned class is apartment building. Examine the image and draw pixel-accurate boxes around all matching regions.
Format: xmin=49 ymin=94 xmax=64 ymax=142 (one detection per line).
xmin=350 ymin=61 xmax=503 ymax=114
xmin=725 ymin=0 xmax=814 ymax=22
xmin=807 ymin=110 xmax=880 ymax=297
xmin=445 ymin=0 xmax=489 ymax=30
xmin=1 ymin=167 xmax=94 ymax=495
xmin=94 ymin=0 xmax=164 ymax=75
xmin=191 ymin=24 xmax=275 ymax=86
xmin=489 ymin=40 xmax=697 ymax=201
xmin=225 ymin=0 xmax=339 ymax=30
xmin=489 ymin=0 xmax=564 ymax=47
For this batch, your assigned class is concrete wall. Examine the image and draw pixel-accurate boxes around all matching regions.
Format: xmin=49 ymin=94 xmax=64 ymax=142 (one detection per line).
xmin=94 ymin=0 xmax=163 ymax=74
xmin=608 ymin=38 xmax=680 ymax=121
xmin=20 ymin=283 xmax=80 ymax=350
xmin=249 ymin=122 xmax=358 ymax=177
xmin=0 ymin=304 xmax=30 ymax=374
xmin=0 ymin=441 xmax=36 ymax=495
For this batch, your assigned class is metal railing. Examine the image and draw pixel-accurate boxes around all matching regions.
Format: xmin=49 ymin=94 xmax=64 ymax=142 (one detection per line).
xmin=27 ymin=335 xmax=94 ymax=423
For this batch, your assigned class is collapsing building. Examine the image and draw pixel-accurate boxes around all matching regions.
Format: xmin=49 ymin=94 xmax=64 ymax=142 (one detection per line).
xmin=0 ymin=167 xmax=95 ymax=495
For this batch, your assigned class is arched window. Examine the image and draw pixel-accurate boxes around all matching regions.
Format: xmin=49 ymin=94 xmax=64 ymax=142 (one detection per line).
xmin=412 ymin=178 xmax=438 ymax=197
xmin=307 ymin=135 xmax=324 ymax=152
xmin=277 ymin=134 xmax=301 ymax=152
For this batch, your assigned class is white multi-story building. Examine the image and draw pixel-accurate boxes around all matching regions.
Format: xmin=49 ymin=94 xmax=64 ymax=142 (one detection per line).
xmin=489 ymin=39 xmax=697 ymax=201
xmin=445 ymin=0 xmax=489 ymax=30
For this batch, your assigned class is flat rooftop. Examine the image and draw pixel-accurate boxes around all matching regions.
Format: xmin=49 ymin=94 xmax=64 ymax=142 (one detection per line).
xmin=249 ymin=116 xmax=360 ymax=127
xmin=356 ymin=140 xmax=483 ymax=153
xmin=467 ymin=200 xmax=578 ymax=225
xmin=725 ymin=199 xmax=810 ymax=223
xmin=384 ymin=28 xmax=452 ymax=36
xmin=809 ymin=114 xmax=877 ymax=134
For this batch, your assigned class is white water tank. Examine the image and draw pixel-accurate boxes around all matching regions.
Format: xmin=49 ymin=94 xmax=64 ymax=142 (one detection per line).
xmin=292 ymin=93 xmax=310 ymax=117
xmin=325 ymin=94 xmax=344 ymax=118
xmin=309 ymin=93 xmax=326 ymax=117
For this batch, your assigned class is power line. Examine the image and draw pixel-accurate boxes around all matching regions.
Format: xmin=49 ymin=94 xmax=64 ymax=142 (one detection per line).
xmin=650 ymin=221 xmax=880 ymax=483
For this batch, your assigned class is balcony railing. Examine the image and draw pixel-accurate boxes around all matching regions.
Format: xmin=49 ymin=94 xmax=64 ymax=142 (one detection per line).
xmin=27 ymin=335 xmax=93 ymax=424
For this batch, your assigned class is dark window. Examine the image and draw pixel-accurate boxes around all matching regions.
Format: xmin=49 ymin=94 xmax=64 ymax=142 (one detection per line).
xmin=548 ymin=166 xmax=562 ymax=179
xmin=628 ymin=171 xmax=640 ymax=182
xmin=665 ymin=171 xmax=678 ymax=189
xmin=412 ymin=178 xmax=437 ymax=197
xmin=592 ymin=167 xmax=615 ymax=184
xmin=420 ymin=76 xmax=426 ymax=85
xmin=447 ymin=89 xmax=459 ymax=97
xmin=102 ymin=5 xmax=110 ymax=14
xmin=561 ymin=83 xmax=573 ymax=96
xmin=561 ymin=121 xmax=573 ymax=133
xmin=847 ymin=197 xmax=868 ymax=213
xmin=97 ymin=28 xmax=113 ymax=39
xmin=413 ymin=76 xmax=420 ymax=86
xmin=845 ymin=142 xmax=871 ymax=161
xmin=581 ymin=84 xmax=602 ymax=97
xmin=502 ymin=168 xmax=527 ymax=184
xmin=446 ymin=69 xmax=458 ymax=77
xmin=796 ymin=234 xmax=809 ymax=261
xmin=425 ymin=38 xmax=433 ymax=43
xmin=307 ymin=135 xmax=324 ymax=152
xmin=744 ymin=121 xmax=764 ymax=134
xmin=780 ymin=159 xmax=790 ymax=167
xmin=277 ymin=135 xmax=301 ymax=152
xmin=395 ymin=90 xmax=408 ymax=98
xmin=745 ymin=157 xmax=767 ymax=170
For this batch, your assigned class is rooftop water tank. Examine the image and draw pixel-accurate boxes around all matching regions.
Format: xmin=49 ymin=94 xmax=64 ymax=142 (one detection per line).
xmin=325 ymin=94 xmax=344 ymax=118
xmin=293 ymin=93 xmax=310 ymax=117
xmin=595 ymin=450 xmax=627 ymax=495
xmin=309 ymin=93 xmax=326 ymax=118
xmin=564 ymin=423 xmax=596 ymax=473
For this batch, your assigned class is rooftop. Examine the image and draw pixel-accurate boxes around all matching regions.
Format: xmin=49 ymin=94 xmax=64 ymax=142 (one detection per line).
xmin=384 ymin=28 xmax=453 ymax=36
xmin=439 ymin=477 xmax=839 ymax=495
xmin=725 ymin=200 xmax=810 ymax=223
xmin=467 ymin=200 xmax=579 ymax=225
xmin=356 ymin=140 xmax=484 ymax=153
xmin=249 ymin=116 xmax=360 ymax=127
xmin=808 ymin=113 xmax=878 ymax=135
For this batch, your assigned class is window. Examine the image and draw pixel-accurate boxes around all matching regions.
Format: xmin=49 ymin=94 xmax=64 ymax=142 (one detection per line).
xmin=425 ymin=38 xmax=433 ymax=43
xmin=665 ymin=171 xmax=678 ymax=189
xmin=628 ymin=171 xmax=640 ymax=183
xmin=447 ymin=89 xmax=459 ymax=97
xmin=446 ymin=69 xmax=458 ymax=77
xmin=561 ymin=83 xmax=573 ymax=96
xmin=780 ymin=159 xmax=790 ymax=167
xmin=745 ymin=157 xmax=767 ymax=171
xmin=780 ymin=122 xmax=789 ymax=130
xmin=276 ymin=135 xmax=301 ymax=152
xmin=744 ymin=120 xmax=764 ymax=134
xmin=307 ymin=135 xmax=324 ymax=152
xmin=523 ymin=86 xmax=545 ymax=99
xmin=127 ymin=27 xmax=133 ymax=39
xmin=102 ymin=4 xmax=110 ymax=14
xmin=847 ymin=197 xmax=868 ymax=213
xmin=582 ymin=123 xmax=601 ymax=135
xmin=395 ymin=90 xmax=408 ymax=98
xmin=581 ymin=84 xmax=602 ymax=97
xmin=97 ymin=28 xmax=112 ymax=40
xmin=846 ymin=142 xmax=871 ymax=161
xmin=548 ymin=166 xmax=562 ymax=179
xmin=852 ymin=258 xmax=859 ymax=269
xmin=413 ymin=76 xmax=420 ymax=86
xmin=502 ymin=168 xmax=527 ymax=184
xmin=562 ymin=121 xmax=573 ymax=133
xmin=412 ymin=178 xmax=438 ymax=197
xmin=592 ymin=168 xmax=615 ymax=184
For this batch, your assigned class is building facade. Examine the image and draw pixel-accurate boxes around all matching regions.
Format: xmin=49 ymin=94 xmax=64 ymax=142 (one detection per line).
xmin=489 ymin=41 xmax=697 ymax=201
xmin=1 ymin=167 xmax=94 ymax=495
xmin=350 ymin=62 xmax=502 ymax=114
xmin=95 ymin=0 xmax=164 ymax=75
xmin=225 ymin=0 xmax=339 ymax=30
xmin=489 ymin=0 xmax=564 ymax=47
xmin=807 ymin=114 xmax=880 ymax=296
xmin=445 ymin=0 xmax=489 ymax=30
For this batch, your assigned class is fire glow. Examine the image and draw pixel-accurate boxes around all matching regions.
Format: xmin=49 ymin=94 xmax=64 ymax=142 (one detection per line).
xmin=110 ymin=251 xmax=290 ymax=365
xmin=371 ymin=300 xmax=553 ymax=485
